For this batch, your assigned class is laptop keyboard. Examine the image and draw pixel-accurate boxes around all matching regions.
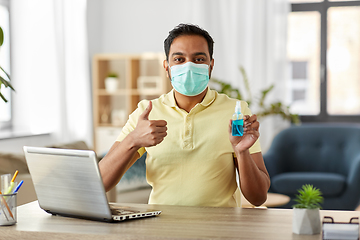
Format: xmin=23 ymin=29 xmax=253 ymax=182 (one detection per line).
xmin=111 ymin=208 xmax=140 ymax=216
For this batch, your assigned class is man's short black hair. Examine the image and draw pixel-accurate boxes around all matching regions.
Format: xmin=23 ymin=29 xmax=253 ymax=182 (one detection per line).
xmin=164 ymin=23 xmax=214 ymax=61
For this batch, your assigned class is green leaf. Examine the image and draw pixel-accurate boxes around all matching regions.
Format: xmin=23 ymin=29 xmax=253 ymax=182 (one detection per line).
xmin=0 ymin=75 xmax=15 ymax=91
xmin=210 ymin=66 xmax=300 ymax=124
xmin=0 ymin=26 xmax=3 ymax=47
xmin=0 ymin=65 xmax=11 ymax=80
xmin=0 ymin=91 xmax=8 ymax=102
xmin=292 ymin=184 xmax=323 ymax=209
xmin=210 ymin=78 xmax=244 ymax=101
xmin=259 ymin=85 xmax=274 ymax=107
xmin=107 ymin=72 xmax=118 ymax=78
xmin=239 ymin=66 xmax=252 ymax=102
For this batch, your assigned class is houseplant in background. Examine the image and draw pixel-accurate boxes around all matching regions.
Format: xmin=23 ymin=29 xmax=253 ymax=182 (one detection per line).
xmin=105 ymin=72 xmax=119 ymax=93
xmin=0 ymin=26 xmax=14 ymax=103
xmin=211 ymin=66 xmax=300 ymax=124
xmin=292 ymin=184 xmax=323 ymax=235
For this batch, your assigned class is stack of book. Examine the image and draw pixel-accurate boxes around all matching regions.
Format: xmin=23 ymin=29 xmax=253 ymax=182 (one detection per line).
xmin=322 ymin=216 xmax=359 ymax=240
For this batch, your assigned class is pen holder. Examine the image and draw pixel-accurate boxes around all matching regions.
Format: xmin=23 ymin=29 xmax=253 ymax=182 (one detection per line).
xmin=0 ymin=193 xmax=17 ymax=226
xmin=1 ymin=174 xmax=11 ymax=193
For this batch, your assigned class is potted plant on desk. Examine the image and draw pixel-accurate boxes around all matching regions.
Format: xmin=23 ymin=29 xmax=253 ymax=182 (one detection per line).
xmin=292 ymin=184 xmax=323 ymax=235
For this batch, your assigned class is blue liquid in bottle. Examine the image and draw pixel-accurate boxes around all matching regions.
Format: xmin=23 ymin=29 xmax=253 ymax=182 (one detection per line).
xmin=232 ymin=119 xmax=244 ymax=136
xmin=232 ymin=101 xmax=243 ymax=136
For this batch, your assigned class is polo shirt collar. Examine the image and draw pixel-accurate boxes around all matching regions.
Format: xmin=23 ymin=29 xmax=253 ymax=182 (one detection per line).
xmin=200 ymin=87 xmax=216 ymax=107
xmin=162 ymin=87 xmax=216 ymax=108
xmin=162 ymin=89 xmax=177 ymax=107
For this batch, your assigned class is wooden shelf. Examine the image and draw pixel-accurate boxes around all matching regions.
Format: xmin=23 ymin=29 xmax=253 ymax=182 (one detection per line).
xmin=92 ymin=53 xmax=172 ymax=153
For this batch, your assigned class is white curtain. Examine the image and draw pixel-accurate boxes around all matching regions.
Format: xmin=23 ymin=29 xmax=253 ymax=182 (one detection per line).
xmin=11 ymin=0 xmax=92 ymax=147
xmin=53 ymin=0 xmax=92 ymax=146
xmin=189 ymin=0 xmax=290 ymax=152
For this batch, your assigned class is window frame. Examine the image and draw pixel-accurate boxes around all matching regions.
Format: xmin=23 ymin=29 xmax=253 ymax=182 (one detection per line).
xmin=291 ymin=0 xmax=360 ymax=123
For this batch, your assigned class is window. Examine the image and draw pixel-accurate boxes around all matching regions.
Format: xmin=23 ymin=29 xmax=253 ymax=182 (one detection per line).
xmin=287 ymin=0 xmax=360 ymax=122
xmin=0 ymin=0 xmax=11 ymax=129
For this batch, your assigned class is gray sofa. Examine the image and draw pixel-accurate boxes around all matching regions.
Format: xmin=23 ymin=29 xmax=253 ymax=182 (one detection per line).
xmin=264 ymin=125 xmax=360 ymax=210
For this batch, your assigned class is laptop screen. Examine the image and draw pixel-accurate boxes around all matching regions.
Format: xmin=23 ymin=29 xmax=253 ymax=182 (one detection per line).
xmin=23 ymin=146 xmax=112 ymax=221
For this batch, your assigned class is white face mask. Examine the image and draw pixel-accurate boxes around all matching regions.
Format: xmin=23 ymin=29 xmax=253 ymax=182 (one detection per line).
xmin=169 ymin=62 xmax=210 ymax=96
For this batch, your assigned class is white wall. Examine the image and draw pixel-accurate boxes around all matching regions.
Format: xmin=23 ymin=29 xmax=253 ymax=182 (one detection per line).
xmin=87 ymin=0 xmax=103 ymax=58
xmin=87 ymin=0 xmax=192 ymax=55
xmin=86 ymin=0 xmax=289 ymax=153
xmin=0 ymin=0 xmax=193 ymax=153
xmin=0 ymin=0 xmax=287 ymax=154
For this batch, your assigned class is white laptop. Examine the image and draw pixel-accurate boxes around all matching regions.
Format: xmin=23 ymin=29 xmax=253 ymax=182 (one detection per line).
xmin=23 ymin=146 xmax=161 ymax=222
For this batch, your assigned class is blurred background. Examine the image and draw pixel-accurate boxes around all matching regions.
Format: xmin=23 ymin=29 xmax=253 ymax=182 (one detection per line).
xmin=0 ymin=0 xmax=359 ymax=155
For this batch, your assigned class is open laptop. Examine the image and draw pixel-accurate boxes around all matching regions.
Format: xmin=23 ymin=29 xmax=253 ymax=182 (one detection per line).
xmin=23 ymin=146 xmax=161 ymax=222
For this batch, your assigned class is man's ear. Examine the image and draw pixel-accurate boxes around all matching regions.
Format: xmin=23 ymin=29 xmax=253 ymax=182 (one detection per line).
xmin=210 ymin=58 xmax=214 ymax=71
xmin=209 ymin=58 xmax=215 ymax=78
xmin=163 ymin=60 xmax=170 ymax=78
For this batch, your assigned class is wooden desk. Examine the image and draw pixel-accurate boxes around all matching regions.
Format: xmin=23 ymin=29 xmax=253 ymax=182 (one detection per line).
xmin=1 ymin=201 xmax=359 ymax=240
xmin=241 ymin=192 xmax=291 ymax=208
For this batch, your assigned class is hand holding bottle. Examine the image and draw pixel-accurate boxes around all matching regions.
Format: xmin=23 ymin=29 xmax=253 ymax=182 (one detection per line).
xmin=229 ymin=114 xmax=260 ymax=153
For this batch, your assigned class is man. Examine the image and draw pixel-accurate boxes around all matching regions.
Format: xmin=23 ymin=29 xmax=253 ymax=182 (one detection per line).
xmin=99 ymin=23 xmax=270 ymax=207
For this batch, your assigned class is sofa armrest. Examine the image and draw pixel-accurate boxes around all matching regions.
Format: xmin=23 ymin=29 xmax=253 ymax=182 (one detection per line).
xmin=263 ymin=151 xmax=284 ymax=179
xmin=342 ymin=154 xmax=360 ymax=208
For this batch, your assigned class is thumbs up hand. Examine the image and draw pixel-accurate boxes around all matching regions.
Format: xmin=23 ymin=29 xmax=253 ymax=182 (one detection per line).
xmin=130 ymin=101 xmax=168 ymax=148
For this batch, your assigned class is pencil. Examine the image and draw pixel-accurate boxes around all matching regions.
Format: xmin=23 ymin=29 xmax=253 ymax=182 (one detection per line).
xmin=0 ymin=191 xmax=14 ymax=220
xmin=11 ymin=170 xmax=19 ymax=183
xmin=0 ymin=191 xmax=9 ymax=221
xmin=5 ymin=170 xmax=19 ymax=194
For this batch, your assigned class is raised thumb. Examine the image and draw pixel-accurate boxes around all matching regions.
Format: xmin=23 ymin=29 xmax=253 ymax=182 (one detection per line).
xmin=141 ymin=101 xmax=152 ymax=120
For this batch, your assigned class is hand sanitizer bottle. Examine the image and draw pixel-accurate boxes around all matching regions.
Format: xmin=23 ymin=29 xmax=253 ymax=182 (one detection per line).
xmin=232 ymin=101 xmax=244 ymax=136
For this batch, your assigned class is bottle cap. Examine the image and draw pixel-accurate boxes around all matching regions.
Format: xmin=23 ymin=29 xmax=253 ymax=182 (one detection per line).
xmin=235 ymin=101 xmax=241 ymax=113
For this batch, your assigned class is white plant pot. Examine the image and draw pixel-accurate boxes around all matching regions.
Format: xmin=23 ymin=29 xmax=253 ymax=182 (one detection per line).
xmin=105 ymin=77 xmax=119 ymax=93
xmin=111 ymin=109 xmax=126 ymax=126
xmin=293 ymin=208 xmax=321 ymax=235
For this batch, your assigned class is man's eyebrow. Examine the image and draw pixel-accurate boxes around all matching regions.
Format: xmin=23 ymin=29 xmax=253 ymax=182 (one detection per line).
xmin=193 ymin=52 xmax=207 ymax=57
xmin=171 ymin=52 xmax=184 ymax=57
xmin=171 ymin=52 xmax=208 ymax=57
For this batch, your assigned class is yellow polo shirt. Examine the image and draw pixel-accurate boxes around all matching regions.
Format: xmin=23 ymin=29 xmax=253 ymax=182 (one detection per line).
xmin=117 ymin=88 xmax=261 ymax=207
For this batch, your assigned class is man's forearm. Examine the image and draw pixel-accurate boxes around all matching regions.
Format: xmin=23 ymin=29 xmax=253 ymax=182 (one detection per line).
xmin=99 ymin=135 xmax=140 ymax=192
xmin=236 ymin=150 xmax=270 ymax=206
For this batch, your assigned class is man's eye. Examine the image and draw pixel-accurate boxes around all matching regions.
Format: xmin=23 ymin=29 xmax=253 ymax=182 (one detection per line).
xmin=195 ymin=58 xmax=205 ymax=62
xmin=174 ymin=58 xmax=184 ymax=63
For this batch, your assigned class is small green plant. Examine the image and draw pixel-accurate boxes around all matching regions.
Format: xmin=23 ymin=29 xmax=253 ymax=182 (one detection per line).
xmin=107 ymin=72 xmax=118 ymax=78
xmin=293 ymin=184 xmax=323 ymax=209
xmin=0 ymin=26 xmax=15 ymax=103
xmin=211 ymin=66 xmax=300 ymax=124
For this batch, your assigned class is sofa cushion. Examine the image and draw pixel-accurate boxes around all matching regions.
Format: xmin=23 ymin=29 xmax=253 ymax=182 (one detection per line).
xmin=271 ymin=172 xmax=346 ymax=197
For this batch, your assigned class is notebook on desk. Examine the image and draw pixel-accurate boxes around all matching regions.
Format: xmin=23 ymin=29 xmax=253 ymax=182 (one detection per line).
xmin=23 ymin=146 xmax=161 ymax=222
